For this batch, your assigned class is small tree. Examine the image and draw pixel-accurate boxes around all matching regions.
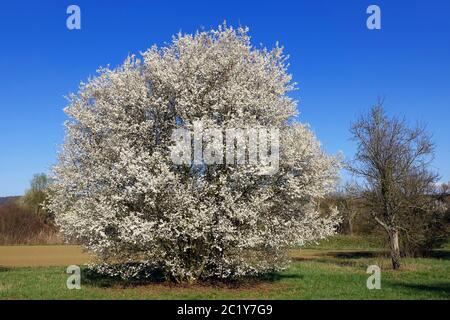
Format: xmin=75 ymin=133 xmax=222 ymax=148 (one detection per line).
xmin=349 ymin=102 xmax=441 ymax=269
xmin=21 ymin=173 xmax=51 ymax=219
xmin=335 ymin=183 xmax=363 ymax=236
xmin=48 ymin=25 xmax=340 ymax=282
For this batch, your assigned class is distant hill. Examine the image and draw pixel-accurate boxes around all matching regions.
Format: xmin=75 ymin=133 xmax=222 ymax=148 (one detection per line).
xmin=0 ymin=196 xmax=21 ymax=206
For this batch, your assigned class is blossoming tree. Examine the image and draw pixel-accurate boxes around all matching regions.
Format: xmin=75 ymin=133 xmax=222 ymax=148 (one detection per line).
xmin=48 ymin=25 xmax=340 ymax=283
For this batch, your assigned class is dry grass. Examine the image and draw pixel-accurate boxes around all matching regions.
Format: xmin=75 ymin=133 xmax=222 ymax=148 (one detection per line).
xmin=0 ymin=245 xmax=90 ymax=267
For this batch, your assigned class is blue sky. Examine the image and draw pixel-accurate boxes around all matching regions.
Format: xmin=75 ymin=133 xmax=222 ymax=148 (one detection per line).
xmin=0 ymin=0 xmax=449 ymax=196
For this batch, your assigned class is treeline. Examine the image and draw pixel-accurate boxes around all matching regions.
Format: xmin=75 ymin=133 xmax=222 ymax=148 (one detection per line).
xmin=323 ymin=183 xmax=450 ymax=256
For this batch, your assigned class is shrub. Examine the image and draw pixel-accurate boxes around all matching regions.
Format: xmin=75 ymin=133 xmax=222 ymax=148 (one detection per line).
xmin=0 ymin=202 xmax=60 ymax=245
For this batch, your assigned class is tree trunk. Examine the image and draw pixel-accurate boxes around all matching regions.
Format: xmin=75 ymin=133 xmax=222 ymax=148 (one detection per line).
xmin=388 ymin=228 xmax=401 ymax=270
xmin=348 ymin=218 xmax=354 ymax=236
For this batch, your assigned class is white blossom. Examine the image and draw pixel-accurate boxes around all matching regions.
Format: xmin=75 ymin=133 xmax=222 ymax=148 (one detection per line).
xmin=48 ymin=24 xmax=340 ymax=283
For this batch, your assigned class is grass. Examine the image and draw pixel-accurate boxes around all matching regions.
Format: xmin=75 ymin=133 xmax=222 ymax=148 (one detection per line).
xmin=0 ymin=236 xmax=449 ymax=299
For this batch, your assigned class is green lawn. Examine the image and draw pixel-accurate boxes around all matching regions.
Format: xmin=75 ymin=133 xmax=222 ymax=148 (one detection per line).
xmin=1 ymin=246 xmax=449 ymax=299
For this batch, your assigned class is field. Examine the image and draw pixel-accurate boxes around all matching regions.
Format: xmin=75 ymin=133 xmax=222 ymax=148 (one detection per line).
xmin=0 ymin=236 xmax=449 ymax=299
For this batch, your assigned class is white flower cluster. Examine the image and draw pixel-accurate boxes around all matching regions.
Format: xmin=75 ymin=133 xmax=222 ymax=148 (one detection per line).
xmin=48 ymin=24 xmax=340 ymax=283
xmin=170 ymin=122 xmax=280 ymax=175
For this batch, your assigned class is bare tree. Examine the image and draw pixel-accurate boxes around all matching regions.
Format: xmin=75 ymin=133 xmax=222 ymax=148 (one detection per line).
xmin=332 ymin=183 xmax=362 ymax=236
xmin=349 ymin=102 xmax=438 ymax=269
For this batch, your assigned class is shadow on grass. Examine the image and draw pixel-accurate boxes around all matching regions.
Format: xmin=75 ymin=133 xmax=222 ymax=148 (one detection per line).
xmin=0 ymin=266 xmax=9 ymax=272
xmin=391 ymin=282 xmax=450 ymax=298
xmin=425 ymin=250 xmax=450 ymax=260
xmin=322 ymin=249 xmax=450 ymax=262
xmin=291 ymin=250 xmax=387 ymax=264
xmin=328 ymin=251 xmax=387 ymax=259
xmin=82 ymin=267 xmax=300 ymax=289
xmin=82 ymin=268 xmax=165 ymax=288
xmin=257 ymin=272 xmax=304 ymax=282
xmin=292 ymin=250 xmax=391 ymax=269
xmin=196 ymin=272 xmax=304 ymax=289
